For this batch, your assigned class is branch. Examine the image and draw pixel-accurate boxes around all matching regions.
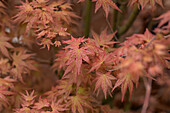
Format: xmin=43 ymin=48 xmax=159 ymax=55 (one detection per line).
xmin=112 ymin=9 xmax=118 ymax=32
xmin=84 ymin=0 xmax=92 ymax=38
xmin=34 ymin=58 xmax=51 ymax=64
xmin=142 ymin=78 xmax=152 ymax=113
xmin=117 ymin=5 xmax=140 ymax=36
xmin=102 ymin=11 xmax=119 ymax=41
xmin=116 ymin=0 xmax=127 ymax=28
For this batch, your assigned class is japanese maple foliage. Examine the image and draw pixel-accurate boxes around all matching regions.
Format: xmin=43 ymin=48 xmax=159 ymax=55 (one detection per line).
xmin=0 ymin=0 xmax=169 ymax=113
xmin=154 ymin=10 xmax=170 ymax=34
xmin=79 ymin=0 xmax=121 ymax=18
xmin=128 ymin=0 xmax=164 ymax=9
xmin=13 ymin=0 xmax=78 ymax=50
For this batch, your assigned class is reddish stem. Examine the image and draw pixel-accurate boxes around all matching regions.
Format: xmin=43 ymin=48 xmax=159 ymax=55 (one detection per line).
xmin=141 ymin=78 xmax=152 ymax=113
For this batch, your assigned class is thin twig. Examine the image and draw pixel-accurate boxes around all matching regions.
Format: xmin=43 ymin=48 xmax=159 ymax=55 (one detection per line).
xmin=34 ymin=58 xmax=51 ymax=64
xmin=164 ymin=34 xmax=170 ymax=39
xmin=145 ymin=37 xmax=156 ymax=48
xmin=145 ymin=33 xmax=169 ymax=48
xmin=102 ymin=12 xmax=114 ymax=33
xmin=102 ymin=11 xmax=119 ymax=41
xmin=107 ymin=67 xmax=120 ymax=72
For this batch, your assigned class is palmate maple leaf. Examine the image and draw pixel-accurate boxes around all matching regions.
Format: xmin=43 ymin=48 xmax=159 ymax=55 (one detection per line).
xmin=15 ymin=90 xmax=38 ymax=113
xmin=93 ymin=0 xmax=122 ymax=18
xmin=50 ymin=100 xmax=68 ymax=113
xmin=14 ymin=0 xmax=53 ymax=31
xmin=154 ymin=11 xmax=170 ymax=34
xmin=94 ymin=72 xmax=116 ymax=99
xmin=89 ymin=52 xmax=112 ymax=73
xmin=0 ymin=32 xmax=13 ymax=58
xmin=12 ymin=50 xmax=33 ymax=68
xmin=20 ymin=90 xmax=36 ymax=107
xmin=79 ymin=0 xmax=121 ymax=18
xmin=111 ymin=28 xmax=169 ymax=102
xmin=68 ymin=93 xmax=93 ymax=113
xmin=0 ymin=58 xmax=11 ymax=75
xmin=45 ymin=80 xmax=73 ymax=100
xmin=33 ymin=97 xmax=49 ymax=110
xmin=37 ymin=38 xmax=53 ymax=50
xmin=112 ymin=73 xmax=135 ymax=102
xmin=91 ymin=28 xmax=117 ymax=49
xmin=50 ymin=0 xmax=79 ymax=24
xmin=63 ymin=36 xmax=92 ymax=79
xmin=155 ymin=11 xmax=170 ymax=28
xmin=123 ymin=29 xmax=155 ymax=47
xmin=129 ymin=0 xmax=163 ymax=9
xmin=14 ymin=0 xmax=78 ymax=31
xmin=36 ymin=25 xmax=68 ymax=49
xmin=52 ymin=50 xmax=70 ymax=74
xmin=13 ymin=0 xmax=34 ymax=25
xmin=0 ymin=78 xmax=14 ymax=104
xmin=11 ymin=48 xmax=37 ymax=82
xmin=112 ymin=60 xmax=146 ymax=101
xmin=63 ymin=36 xmax=88 ymax=49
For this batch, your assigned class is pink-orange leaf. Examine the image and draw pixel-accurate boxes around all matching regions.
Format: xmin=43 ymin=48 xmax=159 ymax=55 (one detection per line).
xmin=63 ymin=36 xmax=92 ymax=79
xmin=0 ymin=32 xmax=13 ymax=58
xmin=93 ymin=0 xmax=121 ymax=18
xmin=33 ymin=97 xmax=49 ymax=110
xmin=0 ymin=78 xmax=14 ymax=104
xmin=129 ymin=0 xmax=163 ymax=9
xmin=89 ymin=52 xmax=111 ymax=72
xmin=91 ymin=28 xmax=117 ymax=49
xmin=154 ymin=11 xmax=170 ymax=33
xmin=50 ymin=100 xmax=68 ymax=113
xmin=68 ymin=94 xmax=92 ymax=113
xmin=112 ymin=73 xmax=134 ymax=101
xmin=94 ymin=72 xmax=116 ymax=99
